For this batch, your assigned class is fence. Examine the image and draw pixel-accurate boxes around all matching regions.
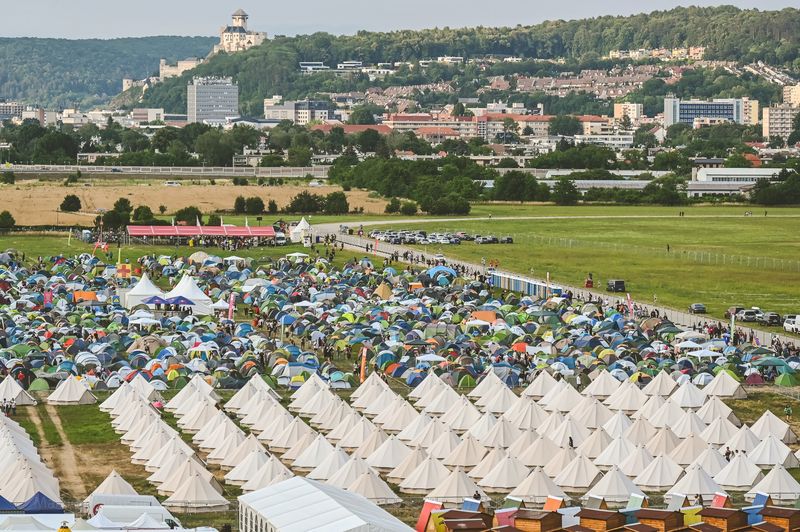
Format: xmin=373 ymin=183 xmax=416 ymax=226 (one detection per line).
xmin=329 ymin=232 xmax=795 ymax=348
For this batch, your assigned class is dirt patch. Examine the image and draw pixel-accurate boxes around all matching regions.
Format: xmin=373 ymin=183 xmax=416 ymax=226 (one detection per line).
xmin=43 ymin=404 xmax=87 ymax=500
xmin=1 ymin=182 xmax=387 ymax=225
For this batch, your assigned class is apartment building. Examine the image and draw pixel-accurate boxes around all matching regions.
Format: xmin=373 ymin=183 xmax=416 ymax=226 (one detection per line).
xmin=187 ymin=77 xmax=239 ymax=124
xmin=663 ymin=96 xmax=756 ymax=127
xmin=263 ymin=98 xmax=333 ymax=125
xmin=763 ymin=103 xmax=800 ymax=143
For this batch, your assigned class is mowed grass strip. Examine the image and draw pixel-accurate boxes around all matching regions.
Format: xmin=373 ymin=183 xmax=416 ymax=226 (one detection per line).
xmin=57 ymin=405 xmax=118 ymax=445
xmin=14 ymin=408 xmax=42 ymax=447
xmin=36 ymin=404 xmax=63 ymax=446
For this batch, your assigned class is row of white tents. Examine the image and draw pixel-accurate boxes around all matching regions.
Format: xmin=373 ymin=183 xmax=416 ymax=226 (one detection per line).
xmin=0 ymin=412 xmax=60 ymax=505
xmin=124 ymin=273 xmax=213 ymax=315
xmin=101 ymin=376 xmax=229 ymax=513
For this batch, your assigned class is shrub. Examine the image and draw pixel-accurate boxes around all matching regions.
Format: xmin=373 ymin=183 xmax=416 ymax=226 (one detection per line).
xmin=400 ymin=201 xmax=418 ymax=215
xmin=207 ymin=214 xmax=222 ymax=226
xmin=174 ymin=206 xmax=203 ymax=225
xmin=245 ymin=196 xmax=265 ymax=214
xmin=385 ymin=197 xmax=401 ymax=213
xmin=267 ymin=199 xmax=278 ymax=214
xmin=60 ymin=194 xmax=82 ymax=212
xmin=0 ymin=211 xmax=15 ymax=229
xmin=234 ymin=196 xmax=246 ymax=214
xmin=1 ymin=172 xmax=15 ymax=185
xmin=324 ymin=192 xmax=349 ymax=215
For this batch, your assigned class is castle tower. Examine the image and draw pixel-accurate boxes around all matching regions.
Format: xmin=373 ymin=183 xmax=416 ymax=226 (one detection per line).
xmin=231 ymin=9 xmax=249 ymax=29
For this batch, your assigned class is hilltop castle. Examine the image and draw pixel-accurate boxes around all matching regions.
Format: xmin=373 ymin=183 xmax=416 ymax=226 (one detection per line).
xmin=212 ymin=9 xmax=267 ymax=55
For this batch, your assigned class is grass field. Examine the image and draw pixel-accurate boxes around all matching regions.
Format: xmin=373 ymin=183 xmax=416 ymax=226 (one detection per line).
xmin=380 ymin=205 xmax=800 ymax=322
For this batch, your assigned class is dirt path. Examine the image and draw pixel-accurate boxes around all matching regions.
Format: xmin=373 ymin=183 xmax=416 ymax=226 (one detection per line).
xmin=27 ymin=406 xmax=58 ymax=468
xmin=43 ymin=404 xmax=87 ymax=499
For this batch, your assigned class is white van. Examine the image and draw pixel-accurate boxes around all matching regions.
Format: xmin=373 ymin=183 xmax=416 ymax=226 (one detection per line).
xmin=275 ymin=232 xmax=287 ymax=246
xmin=164 ymin=180 xmax=181 ymax=187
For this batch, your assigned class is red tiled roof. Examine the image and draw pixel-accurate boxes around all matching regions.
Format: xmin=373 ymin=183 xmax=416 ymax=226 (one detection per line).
xmin=311 ymin=124 xmax=392 ymax=135
xmin=416 ymin=126 xmax=460 ymax=136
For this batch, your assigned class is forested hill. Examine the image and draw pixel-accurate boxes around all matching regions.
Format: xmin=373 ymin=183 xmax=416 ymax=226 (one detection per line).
xmin=141 ymin=6 xmax=800 ymax=114
xmin=0 ymin=36 xmax=216 ymax=109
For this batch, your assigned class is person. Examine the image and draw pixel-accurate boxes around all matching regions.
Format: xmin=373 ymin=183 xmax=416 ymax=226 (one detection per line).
xmin=724 ymin=446 xmax=732 ymax=461
xmin=568 ymin=436 xmax=574 ymax=449
xmin=785 ymin=403 xmax=793 ymax=423
xmin=10 ymin=399 xmax=15 ymax=416
xmin=473 ymin=490 xmax=481 ymax=501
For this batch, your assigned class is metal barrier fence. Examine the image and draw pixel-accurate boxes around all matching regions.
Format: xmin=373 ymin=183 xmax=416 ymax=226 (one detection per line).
xmin=330 ymin=232 xmax=796 ymax=348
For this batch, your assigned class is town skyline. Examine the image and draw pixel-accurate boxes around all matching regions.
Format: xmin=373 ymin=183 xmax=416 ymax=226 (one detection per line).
xmin=0 ymin=0 xmax=795 ymax=39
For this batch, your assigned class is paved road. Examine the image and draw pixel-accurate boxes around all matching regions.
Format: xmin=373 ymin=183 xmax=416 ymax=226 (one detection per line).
xmin=314 ymin=216 xmax=797 ymax=348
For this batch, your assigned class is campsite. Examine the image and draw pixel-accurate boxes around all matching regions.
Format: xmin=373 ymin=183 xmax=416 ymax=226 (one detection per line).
xmin=1 ymin=225 xmax=800 ymax=530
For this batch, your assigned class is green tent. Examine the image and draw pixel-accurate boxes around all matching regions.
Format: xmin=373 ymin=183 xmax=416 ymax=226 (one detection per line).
xmin=775 ymin=373 xmax=799 ymax=387
xmin=28 ymin=378 xmax=50 ymax=392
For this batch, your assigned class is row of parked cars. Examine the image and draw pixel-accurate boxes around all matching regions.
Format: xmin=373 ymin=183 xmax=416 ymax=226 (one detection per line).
xmin=690 ymin=304 xmax=799 ymax=332
xmin=369 ymin=230 xmax=513 ymax=246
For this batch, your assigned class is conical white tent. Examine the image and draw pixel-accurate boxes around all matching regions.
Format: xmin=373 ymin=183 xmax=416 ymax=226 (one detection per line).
xmin=518 ymin=435 xmax=560 ymax=468
xmin=468 ymin=448 xmax=506 ymax=480
xmin=672 ymin=411 xmax=708 ymax=439
xmin=571 ymin=398 xmax=613 ymax=430
xmin=163 ymin=473 xmax=230 ymax=513
xmin=633 ymin=395 xmax=666 ymax=421
xmin=443 ymin=433 xmax=487 ymax=469
xmin=603 ymin=410 xmax=632 ymax=438
xmin=327 ymin=456 xmax=372 ymax=490
xmin=307 ymin=447 xmax=351 ymax=481
xmin=703 ymin=371 xmax=747 ymax=399
xmin=700 ymin=416 xmax=739 ymax=447
xmin=726 ymin=425 xmax=762 ymax=453
xmin=670 ymin=434 xmax=710 ymax=466
xmin=619 ymin=444 xmax=654 ymax=478
xmin=291 ymin=434 xmax=336 ymax=472
xmin=466 ymin=413 xmax=499 ymax=443
xmin=751 ymin=410 xmax=798 ymax=444
xmin=366 ymin=435 xmax=412 ymax=472
xmin=696 ymin=395 xmax=740 ymax=426
xmin=426 ymin=429 xmax=462 ymax=461
xmin=549 ymin=416 xmax=590 ymax=448
xmin=582 ymin=370 xmax=621 ymax=400
xmin=469 ymin=371 xmax=505 ymax=400
xmin=387 ymin=446 xmax=429 ymax=484
xmin=427 ymin=468 xmax=489 ymax=504
xmin=477 ymin=452 xmax=530 ymax=493
xmin=225 ymin=450 xmax=271 ymax=486
xmin=396 ymin=413 xmax=434 ymax=443
xmin=523 ymin=370 xmax=558 ymax=399
xmin=399 ymin=456 xmax=451 ymax=494
xmin=479 ymin=416 xmax=521 ymax=449
xmin=507 ymin=399 xmax=549 ymax=431
xmin=543 ymin=446 xmax=578 ymax=478
xmin=669 ymin=382 xmax=707 ymax=410
xmin=354 ymin=429 xmax=389 ymax=459
xmin=479 ymin=386 xmax=520 ymax=415
xmin=509 ymin=466 xmax=569 ymax=504
xmin=124 ymin=272 xmax=165 ymax=308
xmin=714 ymin=453 xmax=764 ymax=491
xmin=545 ymin=383 xmax=584 ymax=413
xmin=347 ymin=469 xmax=402 ymax=505
xmin=746 ymin=465 xmax=800 ymax=502
xmin=554 ymin=455 xmax=602 ymax=492
xmin=634 ymin=455 xmax=684 ymax=491
xmin=648 ymin=400 xmax=685 ymax=429
xmin=85 ymin=470 xmax=137 ymax=501
xmin=667 ymin=464 xmax=725 ymax=503
xmin=594 ymin=436 xmax=635 ymax=470
xmin=507 ymin=429 xmax=540 ymax=460
xmin=165 ymin=275 xmax=213 ymax=315
xmin=47 ymin=376 xmax=96 ymax=405
xmin=585 ymin=465 xmax=646 ymax=503
xmin=688 ymin=446 xmax=729 ymax=477
xmin=642 ymin=371 xmax=677 ymax=397
xmin=329 ymin=414 xmax=371 ymax=447
xmin=0 ymin=376 xmax=36 ymax=405
xmin=646 ymin=427 xmax=681 ymax=456
xmin=749 ymin=434 xmax=800 ymax=468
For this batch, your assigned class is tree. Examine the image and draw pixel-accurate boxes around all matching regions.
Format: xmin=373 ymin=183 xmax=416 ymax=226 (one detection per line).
xmin=195 ymin=130 xmax=235 ymax=167
xmin=355 ymin=129 xmax=381 ymax=153
xmin=619 ymin=114 xmax=632 ymax=130
xmin=724 ymin=153 xmax=752 ymax=168
xmin=324 ymin=192 xmax=349 ymax=215
xmin=0 ymin=211 xmax=15 ymax=229
xmin=267 ymin=199 xmax=278 ymax=214
xmin=452 ymin=102 xmax=466 ymax=116
xmin=121 ymin=129 xmax=150 ymax=152
xmin=552 ymin=177 xmax=579 ymax=205
xmin=158 ymin=205 xmax=167 ymax=215
xmin=548 ymin=115 xmax=582 ymax=136
xmin=132 ymin=205 xmax=154 ymax=222
xmin=400 ymin=201 xmax=418 ymax=215
xmin=207 ymin=214 xmax=222 ymax=226
xmin=260 ymin=154 xmax=286 ymax=167
xmin=174 ymin=206 xmax=203 ymax=225
xmin=113 ymin=197 xmax=133 ymax=214
xmin=60 ymin=194 xmax=82 ymax=212
xmin=286 ymin=191 xmax=325 ymax=213
xmin=101 ymin=209 xmax=129 ymax=229
xmin=348 ymin=106 xmax=377 ymax=125
xmin=385 ymin=197 xmax=401 ymax=214
xmin=245 ymin=196 xmax=265 ymax=214
xmin=1 ymin=172 xmax=14 ymax=185
xmin=287 ymin=146 xmax=312 ymax=167
xmin=234 ymin=196 xmax=246 ymax=214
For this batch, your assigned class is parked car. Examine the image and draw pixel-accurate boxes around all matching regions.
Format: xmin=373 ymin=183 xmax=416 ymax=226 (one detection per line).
xmin=736 ymin=309 xmax=758 ymax=322
xmin=724 ymin=306 xmax=745 ymax=318
xmin=499 ymin=236 xmax=514 ymax=244
xmin=785 ymin=317 xmax=800 ymax=333
xmin=688 ymin=303 xmax=707 ymax=314
xmin=758 ymin=312 xmax=782 ymax=326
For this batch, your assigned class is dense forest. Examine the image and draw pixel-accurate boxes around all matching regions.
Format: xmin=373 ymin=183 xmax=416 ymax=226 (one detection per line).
xmin=0 ymin=36 xmax=216 ymax=108
xmin=140 ymin=6 xmax=800 ymax=114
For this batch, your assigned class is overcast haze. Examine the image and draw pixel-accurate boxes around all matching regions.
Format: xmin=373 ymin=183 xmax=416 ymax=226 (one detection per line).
xmin=1 ymin=1 xmax=794 ymax=39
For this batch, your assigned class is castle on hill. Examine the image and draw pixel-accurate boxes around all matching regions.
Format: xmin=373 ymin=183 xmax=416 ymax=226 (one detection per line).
xmin=212 ymin=9 xmax=267 ymax=55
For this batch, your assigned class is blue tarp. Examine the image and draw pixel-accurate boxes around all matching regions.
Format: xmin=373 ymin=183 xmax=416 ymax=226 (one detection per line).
xmin=19 ymin=492 xmax=63 ymax=514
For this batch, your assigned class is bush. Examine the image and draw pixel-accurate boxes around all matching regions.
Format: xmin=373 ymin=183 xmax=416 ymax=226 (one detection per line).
xmin=267 ymin=199 xmax=278 ymax=214
xmin=324 ymin=192 xmax=349 ymax=215
xmin=385 ymin=197 xmax=401 ymax=214
xmin=63 ymin=173 xmax=79 ymax=186
xmin=552 ymin=177 xmax=579 ymax=205
xmin=174 ymin=206 xmax=203 ymax=225
xmin=132 ymin=205 xmax=154 ymax=222
xmin=1 ymin=172 xmax=15 ymax=185
xmin=232 ymin=177 xmax=249 ymax=186
xmin=399 ymin=201 xmax=418 ymax=215
xmin=113 ymin=197 xmax=133 ymax=214
xmin=245 ymin=196 xmax=265 ymax=214
xmin=60 ymin=194 xmax=82 ymax=212
xmin=0 ymin=210 xmax=15 ymax=229
xmin=286 ymin=190 xmax=325 ymax=213
xmin=158 ymin=205 xmax=167 ymax=215
xmin=101 ymin=209 xmax=129 ymax=229
xmin=234 ymin=196 xmax=246 ymax=214
xmin=207 ymin=214 xmax=222 ymax=226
